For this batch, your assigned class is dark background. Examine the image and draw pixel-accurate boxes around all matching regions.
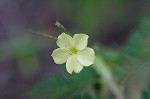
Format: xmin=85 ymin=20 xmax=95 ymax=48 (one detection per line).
xmin=0 ymin=0 xmax=150 ymax=99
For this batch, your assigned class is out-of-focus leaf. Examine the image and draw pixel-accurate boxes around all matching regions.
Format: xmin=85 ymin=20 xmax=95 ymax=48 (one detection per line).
xmin=142 ymin=85 xmax=150 ymax=99
xmin=112 ymin=18 xmax=150 ymax=99
xmin=29 ymin=68 xmax=99 ymax=99
xmin=10 ymin=34 xmax=38 ymax=59
xmin=94 ymin=45 xmax=123 ymax=65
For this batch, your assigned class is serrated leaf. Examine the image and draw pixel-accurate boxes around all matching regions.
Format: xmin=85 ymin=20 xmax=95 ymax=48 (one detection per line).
xmin=29 ymin=68 xmax=98 ymax=99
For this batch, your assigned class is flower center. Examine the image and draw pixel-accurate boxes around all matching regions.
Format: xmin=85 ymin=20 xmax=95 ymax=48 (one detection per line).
xmin=69 ymin=47 xmax=78 ymax=55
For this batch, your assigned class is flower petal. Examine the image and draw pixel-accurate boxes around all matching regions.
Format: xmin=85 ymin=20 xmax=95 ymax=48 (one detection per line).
xmin=51 ymin=48 xmax=70 ymax=64
xmin=56 ymin=33 xmax=73 ymax=49
xmin=77 ymin=48 xmax=95 ymax=66
xmin=66 ymin=55 xmax=83 ymax=74
xmin=73 ymin=34 xmax=89 ymax=50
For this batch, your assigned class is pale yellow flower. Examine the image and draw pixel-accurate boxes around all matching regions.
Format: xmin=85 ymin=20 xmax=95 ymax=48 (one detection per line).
xmin=51 ymin=33 xmax=95 ymax=74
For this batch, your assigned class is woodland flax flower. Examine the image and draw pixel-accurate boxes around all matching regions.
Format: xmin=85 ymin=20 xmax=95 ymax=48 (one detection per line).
xmin=51 ymin=33 xmax=95 ymax=74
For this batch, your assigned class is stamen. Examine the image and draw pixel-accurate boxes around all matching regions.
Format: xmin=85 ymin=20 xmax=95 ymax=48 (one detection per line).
xmin=69 ymin=48 xmax=78 ymax=55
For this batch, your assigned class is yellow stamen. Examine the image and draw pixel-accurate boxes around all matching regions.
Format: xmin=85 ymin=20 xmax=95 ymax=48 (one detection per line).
xmin=69 ymin=48 xmax=78 ymax=55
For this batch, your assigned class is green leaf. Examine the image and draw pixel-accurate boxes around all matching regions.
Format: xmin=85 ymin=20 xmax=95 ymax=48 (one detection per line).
xmin=112 ymin=18 xmax=150 ymax=99
xmin=142 ymin=85 xmax=150 ymax=99
xmin=29 ymin=68 xmax=99 ymax=99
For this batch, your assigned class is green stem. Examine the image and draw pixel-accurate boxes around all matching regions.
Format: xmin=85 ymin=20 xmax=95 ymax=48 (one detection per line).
xmin=29 ymin=29 xmax=58 ymax=40
xmin=93 ymin=56 xmax=124 ymax=99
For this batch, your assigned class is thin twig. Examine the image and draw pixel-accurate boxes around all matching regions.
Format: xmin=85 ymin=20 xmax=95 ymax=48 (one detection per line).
xmin=28 ymin=29 xmax=58 ymax=40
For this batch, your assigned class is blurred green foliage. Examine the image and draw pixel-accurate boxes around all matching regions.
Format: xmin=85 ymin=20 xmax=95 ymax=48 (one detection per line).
xmin=29 ymin=18 xmax=150 ymax=99
xmin=1 ymin=0 xmax=150 ymax=99
xmin=0 ymin=34 xmax=41 ymax=78
xmin=29 ymin=68 xmax=99 ymax=99
xmin=51 ymin=0 xmax=129 ymax=34
xmin=142 ymin=85 xmax=150 ymax=99
xmin=10 ymin=35 xmax=38 ymax=59
xmin=0 ymin=34 xmax=37 ymax=60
